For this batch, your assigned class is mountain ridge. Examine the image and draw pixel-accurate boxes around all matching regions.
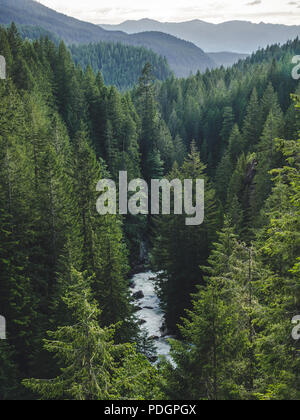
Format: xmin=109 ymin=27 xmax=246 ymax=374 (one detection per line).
xmin=100 ymin=18 xmax=300 ymax=54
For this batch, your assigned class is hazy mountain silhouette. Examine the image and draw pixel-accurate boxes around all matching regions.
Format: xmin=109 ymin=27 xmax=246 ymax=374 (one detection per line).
xmin=100 ymin=18 xmax=300 ymax=54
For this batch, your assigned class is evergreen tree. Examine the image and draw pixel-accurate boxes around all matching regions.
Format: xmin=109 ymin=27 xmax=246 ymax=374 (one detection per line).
xmin=0 ymin=341 xmax=18 ymax=400
xmin=242 ymin=88 xmax=262 ymax=150
xmin=23 ymin=269 xmax=160 ymax=400
xmin=215 ymin=151 xmax=233 ymax=205
xmin=252 ymin=102 xmax=284 ymax=218
xmin=228 ymin=124 xmax=245 ymax=163
xmin=220 ymin=106 xmax=235 ymax=147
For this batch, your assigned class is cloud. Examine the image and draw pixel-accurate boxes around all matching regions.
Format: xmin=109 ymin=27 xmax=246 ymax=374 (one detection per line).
xmin=247 ymin=0 xmax=262 ymax=5
xmin=287 ymin=0 xmax=300 ymax=7
xmin=37 ymin=0 xmax=300 ymax=25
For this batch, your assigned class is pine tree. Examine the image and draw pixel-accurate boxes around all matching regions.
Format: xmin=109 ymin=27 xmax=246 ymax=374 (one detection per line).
xmin=0 ymin=341 xmax=18 ymax=400
xmin=172 ymin=135 xmax=187 ymax=167
xmin=136 ymin=63 xmax=163 ymax=180
xmin=22 ymin=269 xmax=160 ymax=400
xmin=228 ymin=124 xmax=245 ymax=163
xmin=252 ymin=101 xmax=284 ymax=219
xmin=215 ymin=151 xmax=233 ymax=205
xmin=260 ymin=82 xmax=279 ymax=125
xmin=220 ymin=106 xmax=235 ymax=146
xmin=226 ymin=153 xmax=247 ymax=233
xmin=242 ymin=88 xmax=261 ymax=150
xmin=54 ymin=41 xmax=84 ymax=135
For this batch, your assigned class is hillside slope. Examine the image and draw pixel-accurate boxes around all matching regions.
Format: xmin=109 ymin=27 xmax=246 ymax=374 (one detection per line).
xmin=69 ymin=42 xmax=172 ymax=90
xmin=4 ymin=23 xmax=173 ymax=89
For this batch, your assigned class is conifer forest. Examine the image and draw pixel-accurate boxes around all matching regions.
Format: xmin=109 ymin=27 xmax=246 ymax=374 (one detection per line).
xmin=0 ymin=2 xmax=300 ymax=402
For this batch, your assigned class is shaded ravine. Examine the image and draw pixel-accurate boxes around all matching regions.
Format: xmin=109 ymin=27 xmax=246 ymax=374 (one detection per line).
xmin=130 ymin=271 xmax=173 ymax=362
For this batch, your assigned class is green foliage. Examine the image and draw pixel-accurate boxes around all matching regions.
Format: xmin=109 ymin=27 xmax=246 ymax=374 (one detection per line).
xmin=156 ymin=38 xmax=300 ymax=172
xmin=23 ymin=269 xmax=161 ymax=400
xmin=252 ymin=99 xmax=284 ymax=218
xmin=1 ymin=22 xmax=300 ymax=401
xmin=253 ymin=132 xmax=300 ymax=400
xmin=70 ymin=42 xmax=172 ymax=91
xmin=0 ymin=341 xmax=19 ymax=400
xmin=161 ymin=100 xmax=300 ymax=400
xmin=0 ymin=25 xmax=144 ymax=396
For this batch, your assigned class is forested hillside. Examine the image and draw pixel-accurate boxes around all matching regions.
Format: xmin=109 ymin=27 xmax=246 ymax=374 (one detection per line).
xmin=1 ymin=23 xmax=173 ymax=89
xmin=0 ymin=23 xmax=299 ymax=400
xmin=151 ymin=38 xmax=300 ymax=331
xmin=69 ymin=42 xmax=172 ymax=90
xmin=5 ymin=23 xmax=61 ymax=44
xmin=151 ymin=38 xmax=300 ymax=400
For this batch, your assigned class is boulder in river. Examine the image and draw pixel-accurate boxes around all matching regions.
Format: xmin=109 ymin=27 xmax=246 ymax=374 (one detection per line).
xmin=129 ymin=280 xmax=135 ymax=289
xmin=149 ymin=335 xmax=159 ymax=340
xmin=128 ymin=264 xmax=146 ymax=277
xmin=160 ymin=320 xmax=169 ymax=337
xmin=138 ymin=319 xmax=147 ymax=325
xmin=143 ymin=306 xmax=154 ymax=310
xmin=133 ymin=290 xmax=144 ymax=300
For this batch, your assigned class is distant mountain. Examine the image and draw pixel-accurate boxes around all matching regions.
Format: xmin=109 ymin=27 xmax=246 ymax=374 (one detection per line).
xmin=0 ymin=0 xmax=120 ymax=44
xmin=100 ymin=18 xmax=300 ymax=54
xmin=0 ymin=0 xmax=215 ymax=77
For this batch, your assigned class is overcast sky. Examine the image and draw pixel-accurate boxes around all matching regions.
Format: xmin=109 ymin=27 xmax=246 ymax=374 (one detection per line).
xmin=37 ymin=0 xmax=300 ymax=25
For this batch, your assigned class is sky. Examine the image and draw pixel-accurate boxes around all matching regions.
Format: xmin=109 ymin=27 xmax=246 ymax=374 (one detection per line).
xmin=37 ymin=0 xmax=300 ymax=25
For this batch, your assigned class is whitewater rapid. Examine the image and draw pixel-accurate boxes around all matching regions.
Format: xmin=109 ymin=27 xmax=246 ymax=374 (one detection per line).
xmin=131 ymin=271 xmax=173 ymax=361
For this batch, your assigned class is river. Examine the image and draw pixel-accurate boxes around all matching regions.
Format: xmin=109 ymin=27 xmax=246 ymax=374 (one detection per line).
xmin=130 ymin=271 xmax=173 ymax=362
